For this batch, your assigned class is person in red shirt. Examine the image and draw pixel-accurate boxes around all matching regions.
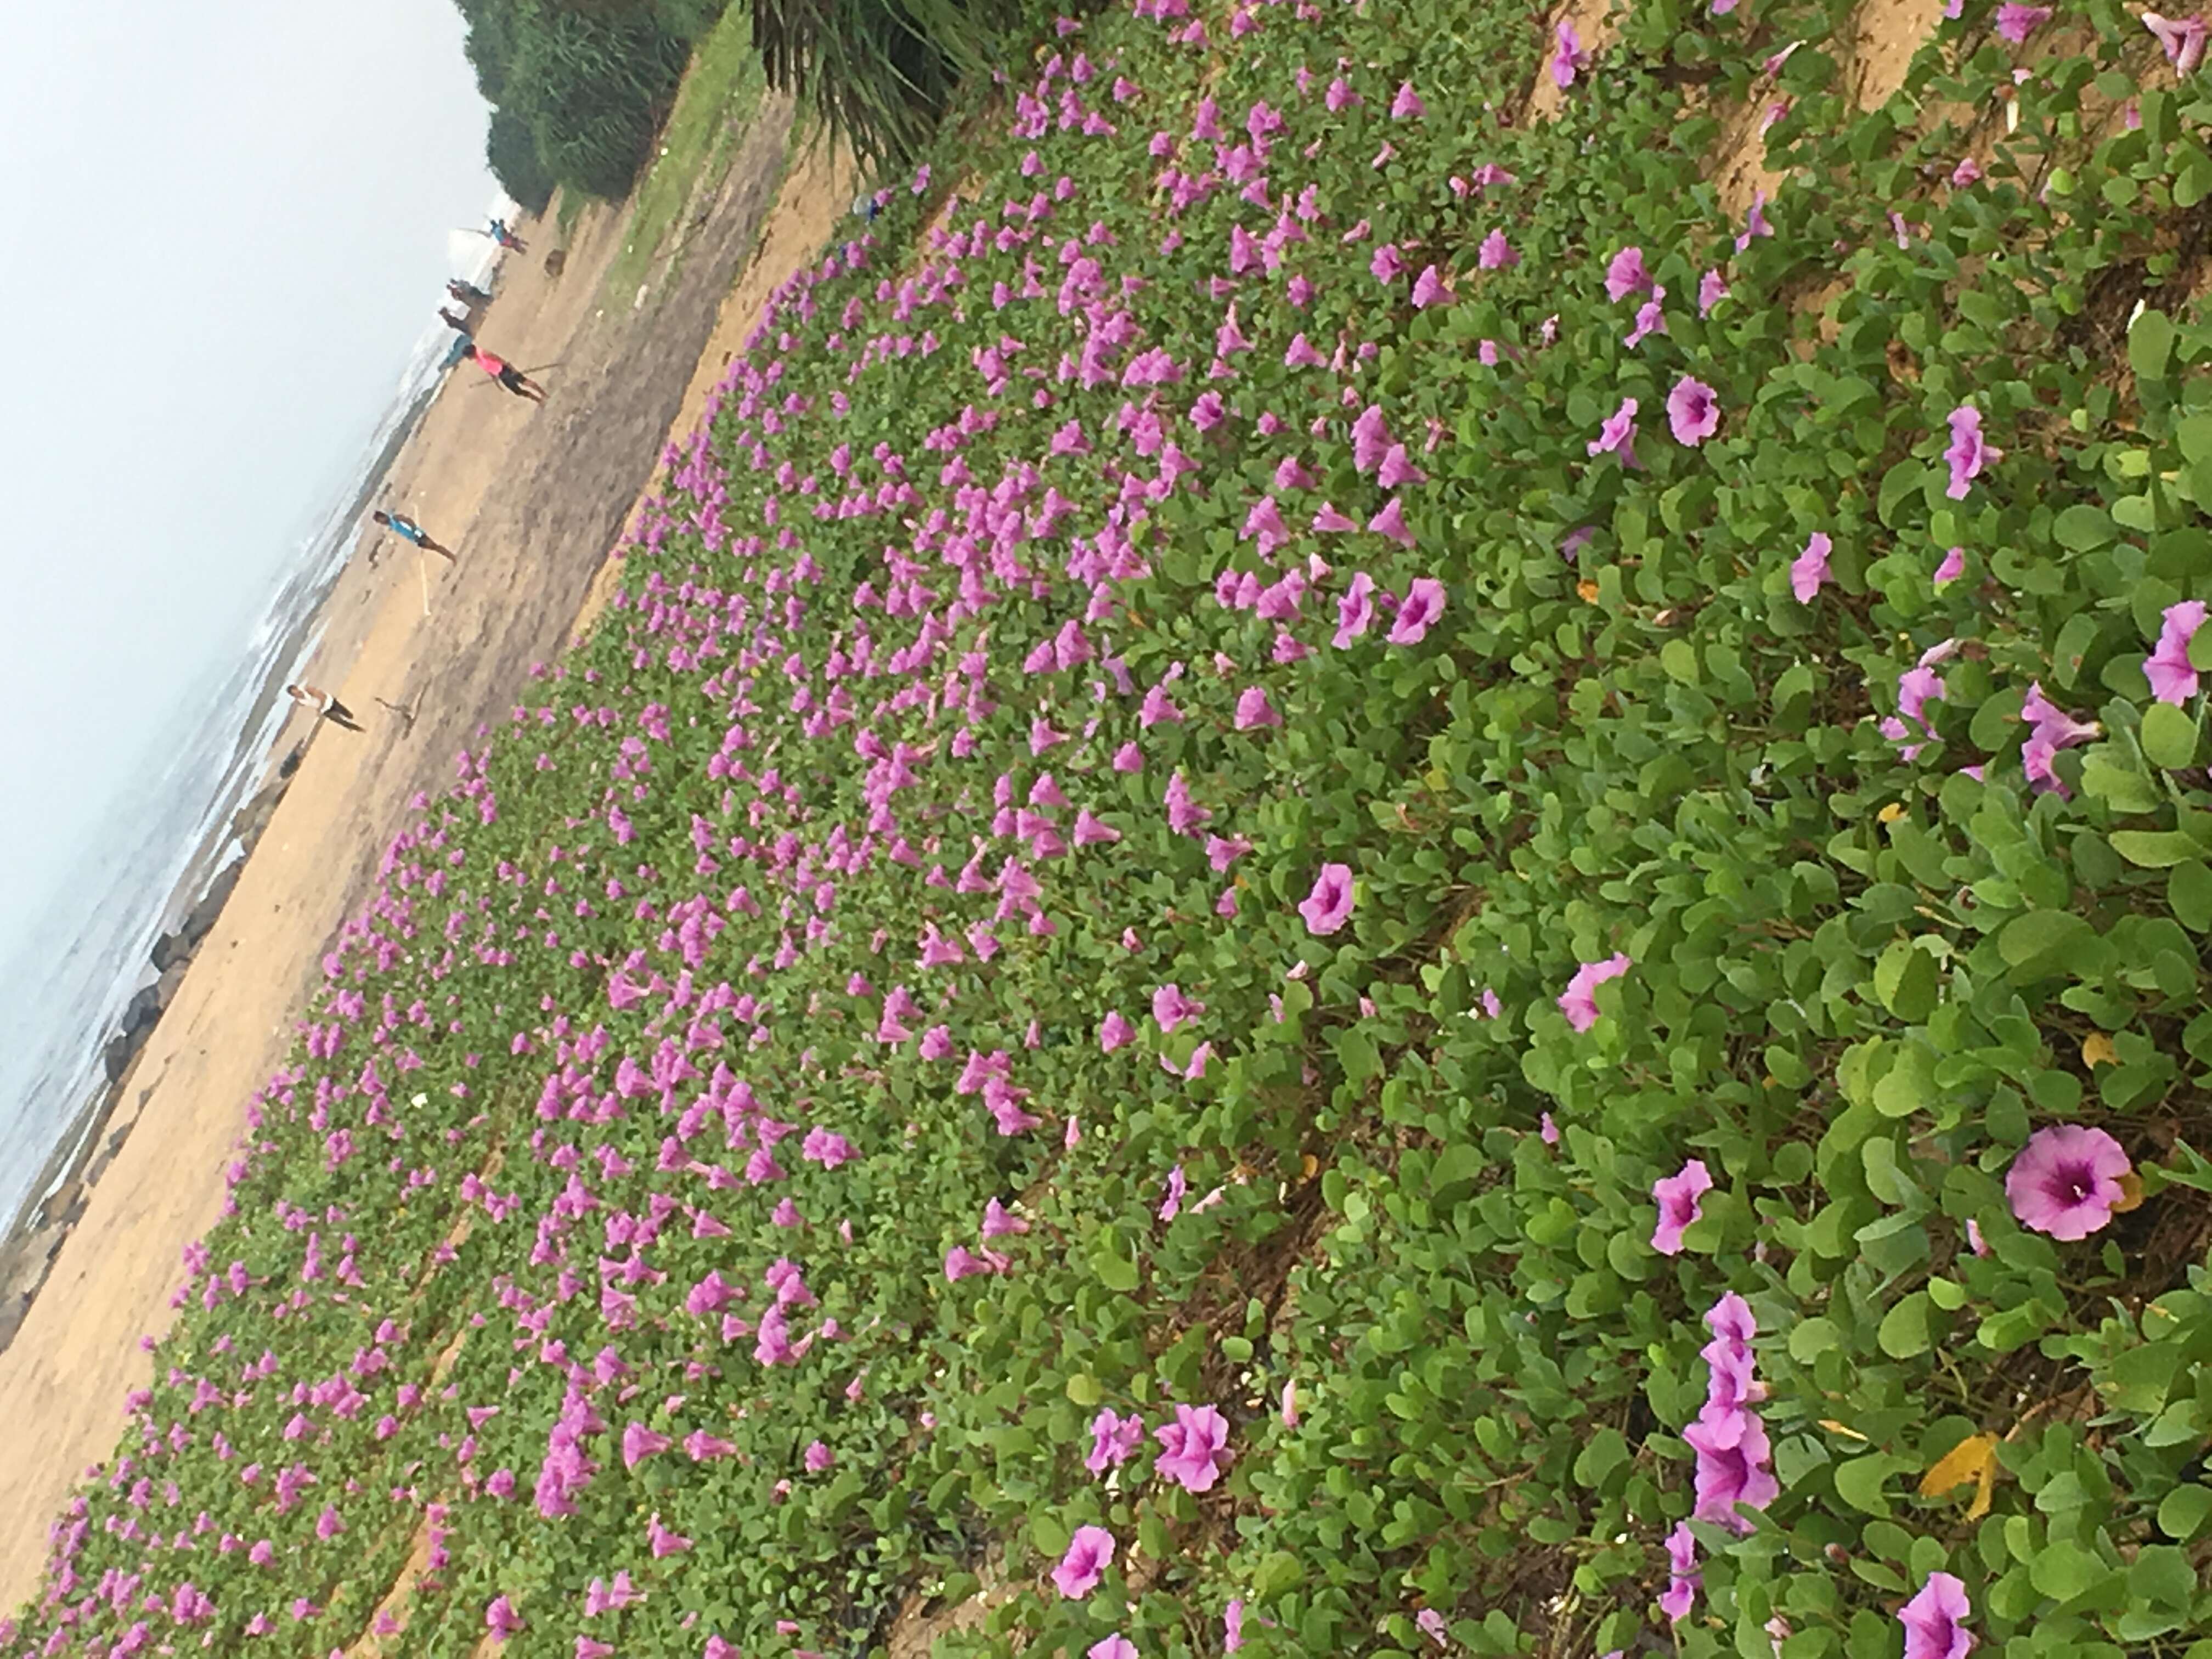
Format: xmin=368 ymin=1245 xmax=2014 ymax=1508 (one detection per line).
xmin=462 ymin=343 xmax=545 ymax=402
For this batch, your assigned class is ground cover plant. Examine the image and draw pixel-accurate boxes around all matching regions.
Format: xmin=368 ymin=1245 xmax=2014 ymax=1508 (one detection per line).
xmin=14 ymin=0 xmax=2212 ymax=1655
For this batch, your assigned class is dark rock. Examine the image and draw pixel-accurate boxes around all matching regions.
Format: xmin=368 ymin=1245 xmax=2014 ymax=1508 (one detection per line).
xmin=121 ymin=983 xmax=163 ymax=1039
xmin=101 ymin=1030 xmax=142 ymax=1083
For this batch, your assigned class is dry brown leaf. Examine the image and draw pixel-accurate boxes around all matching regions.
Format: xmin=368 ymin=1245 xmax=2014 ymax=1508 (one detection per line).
xmin=2113 ymin=1170 xmax=2146 ymax=1214
xmin=2081 ymin=1031 xmax=2118 ymax=1068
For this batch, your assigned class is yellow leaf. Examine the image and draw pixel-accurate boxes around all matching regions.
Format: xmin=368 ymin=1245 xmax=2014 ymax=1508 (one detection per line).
xmin=2081 ymin=1031 xmax=2118 ymax=1068
xmin=1967 ymin=1457 xmax=1997 ymax=1520
xmin=1919 ymin=1432 xmax=1998 ymax=1500
xmin=1300 ymin=1153 xmax=1319 ymax=1180
xmin=1877 ymin=802 xmax=1906 ymax=823
xmin=1577 ymin=580 xmax=1600 ymax=603
xmin=2114 ymin=1170 xmax=2146 ymax=1214
xmin=1818 ymin=1419 xmax=1869 ymax=1441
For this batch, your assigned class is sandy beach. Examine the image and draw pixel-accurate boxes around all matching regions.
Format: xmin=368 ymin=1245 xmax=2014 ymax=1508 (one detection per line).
xmin=0 ymin=103 xmax=858 ymax=1612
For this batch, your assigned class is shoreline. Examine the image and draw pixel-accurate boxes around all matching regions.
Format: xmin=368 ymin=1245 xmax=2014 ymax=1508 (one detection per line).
xmin=0 ymin=101 xmax=859 ymax=1613
xmin=0 ymin=738 xmax=308 ymax=1350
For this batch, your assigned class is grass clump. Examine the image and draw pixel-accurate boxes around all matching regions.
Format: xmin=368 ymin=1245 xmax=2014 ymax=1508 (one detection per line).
xmin=605 ymin=3 xmax=772 ymax=305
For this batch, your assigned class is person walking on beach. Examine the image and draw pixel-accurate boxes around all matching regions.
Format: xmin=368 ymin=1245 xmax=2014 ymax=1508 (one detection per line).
xmin=448 ymin=279 xmax=492 ymax=306
xmin=488 ymin=218 xmax=527 ymax=252
xmin=286 ymin=684 xmax=362 ymax=732
xmin=438 ymin=307 xmax=473 ymax=336
xmin=462 ymin=343 xmax=545 ymax=403
xmin=371 ymin=509 xmax=456 ymax=565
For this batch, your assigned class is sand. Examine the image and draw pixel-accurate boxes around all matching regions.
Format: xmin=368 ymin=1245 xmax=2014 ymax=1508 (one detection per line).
xmin=0 ymin=92 xmax=857 ymax=1613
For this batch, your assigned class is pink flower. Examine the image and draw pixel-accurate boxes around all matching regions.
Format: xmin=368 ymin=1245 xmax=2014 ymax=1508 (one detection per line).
xmin=1551 ymin=19 xmax=1588 ymax=86
xmin=1234 ymin=686 xmax=1283 ymax=729
xmin=1333 ymin=571 xmax=1376 ymax=645
xmin=1660 ymin=1522 xmax=1701 ymax=1622
xmin=486 ymin=1597 xmax=524 ymax=1641
xmin=2020 ymin=681 xmax=2098 ymax=793
xmin=1369 ymin=497 xmax=1416 ymax=549
xmin=1477 ymin=229 xmax=1518 ymax=269
xmin=1299 ymin=862 xmax=1355 ymax=934
xmin=1100 ymin=1010 xmax=1135 ymax=1052
xmin=1996 ymin=2 xmax=2051 ymax=40
xmin=944 ymin=1244 xmax=992 ymax=1281
xmin=1651 ymin=1159 xmax=1713 ymax=1255
xmin=1624 ymin=293 xmax=1667 ymax=348
xmin=1697 ymin=268 xmax=1729 ymax=317
xmin=1684 ymin=1408 xmax=1779 ymax=1528
xmin=1410 ymin=264 xmax=1453 ymax=307
xmin=1558 ymin=952 xmax=1632 ymax=1032
xmin=1378 ymin=445 xmax=1427 ymax=488
xmin=1588 ymin=397 xmax=1639 ymax=462
xmin=1086 ymin=1409 xmax=1144 ymax=1474
xmin=1387 ymin=577 xmax=1446 ymax=644
xmin=803 ymin=1439 xmax=834 ymax=1473
xmin=1900 ymin=1572 xmax=1976 ymax=1659
xmin=1391 ymin=80 xmax=1425 ymax=117
xmin=1666 ymin=376 xmax=1721 ymax=445
xmin=2005 ymin=1124 xmax=2131 ymax=1240
xmin=2146 ymin=11 xmax=2210 ymax=73
xmin=1152 ymin=1403 xmax=1231 ymax=1491
xmin=2146 ymin=599 xmax=2207 ymax=704
xmin=1053 ymin=1526 xmax=1116 ymax=1598
xmin=1933 ymin=545 xmax=1966 ymax=586
xmin=1605 ymin=246 xmax=1653 ymax=302
xmin=621 ymin=1423 xmax=671 ymax=1470
xmin=1090 ymin=1639 xmax=1138 ymax=1659
xmin=1943 ymin=404 xmax=1998 ymax=499
xmin=1159 ymin=1163 xmax=1188 ymax=1221
xmin=1226 ymin=1600 xmax=1247 ymax=1651
xmin=1152 ymin=983 xmax=1203 ymax=1032
xmin=1789 ymin=532 xmax=1832 ymax=602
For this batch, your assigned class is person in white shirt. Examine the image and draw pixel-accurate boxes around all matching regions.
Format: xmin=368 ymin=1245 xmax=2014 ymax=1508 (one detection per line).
xmin=286 ymin=683 xmax=362 ymax=732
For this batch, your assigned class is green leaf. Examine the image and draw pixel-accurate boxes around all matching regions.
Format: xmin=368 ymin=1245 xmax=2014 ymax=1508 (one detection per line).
xmin=2178 ymin=411 xmax=2212 ymax=467
xmin=2130 ymin=1544 xmax=2198 ymax=1607
xmin=1879 ymin=461 xmax=1927 ymax=528
xmin=2112 ymin=830 xmax=2201 ymax=868
xmin=2028 ymin=1539 xmax=2104 ymax=1603
xmin=1788 ymin=1316 xmax=1842 ymax=1362
xmin=1877 ymin=1291 xmax=1932 ymax=1358
xmin=1874 ymin=943 xmax=1940 ymax=1022
xmin=1998 ymin=911 xmax=2094 ymax=970
xmin=1573 ymin=1426 xmax=1629 ymax=1488
xmin=1833 ymin=1453 xmax=1908 ymax=1517
xmin=2156 ymin=1482 xmax=2212 ymax=1541
xmin=2142 ymin=702 xmax=2199 ymax=770
xmin=2132 ymin=306 xmax=2179 ymax=382
xmin=2053 ymin=505 xmax=2117 ymax=552
xmin=2171 ymin=860 xmax=2212 ymax=930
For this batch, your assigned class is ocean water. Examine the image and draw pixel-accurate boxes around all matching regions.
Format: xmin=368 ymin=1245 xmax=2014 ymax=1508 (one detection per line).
xmin=0 ymin=207 xmax=517 ymax=1237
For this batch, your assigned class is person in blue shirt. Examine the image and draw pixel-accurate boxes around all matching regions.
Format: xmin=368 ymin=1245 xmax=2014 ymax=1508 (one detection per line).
xmin=370 ymin=509 xmax=455 ymax=565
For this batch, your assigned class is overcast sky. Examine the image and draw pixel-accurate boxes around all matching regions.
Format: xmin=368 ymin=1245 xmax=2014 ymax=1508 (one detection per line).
xmin=0 ymin=1 xmax=494 ymax=956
